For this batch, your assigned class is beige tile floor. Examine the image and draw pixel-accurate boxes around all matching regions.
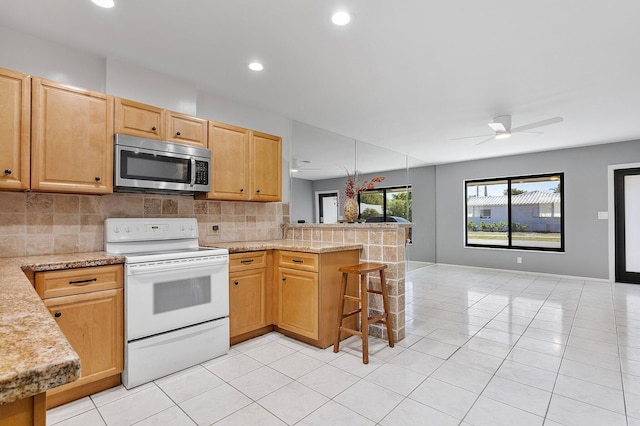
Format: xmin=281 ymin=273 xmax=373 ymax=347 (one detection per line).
xmin=47 ymin=264 xmax=640 ymax=425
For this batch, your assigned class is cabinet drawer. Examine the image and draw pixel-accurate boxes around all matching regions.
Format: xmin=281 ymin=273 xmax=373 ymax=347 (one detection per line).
xmin=278 ymin=251 xmax=318 ymax=272
xmin=229 ymin=251 xmax=267 ymax=272
xmin=35 ymin=265 xmax=124 ymax=299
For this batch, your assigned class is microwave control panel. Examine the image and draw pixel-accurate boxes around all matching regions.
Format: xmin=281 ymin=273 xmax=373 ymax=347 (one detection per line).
xmin=194 ymin=160 xmax=209 ymax=185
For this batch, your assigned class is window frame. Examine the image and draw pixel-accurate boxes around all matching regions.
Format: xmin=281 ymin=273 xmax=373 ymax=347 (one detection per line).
xmin=465 ymin=172 xmax=565 ymax=252
xmin=357 ymin=185 xmax=412 ymax=222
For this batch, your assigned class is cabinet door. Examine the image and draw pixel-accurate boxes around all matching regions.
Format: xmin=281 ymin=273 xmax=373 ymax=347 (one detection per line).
xmin=229 ymin=268 xmax=267 ymax=337
xmin=31 ymin=78 xmax=113 ymax=194
xmin=278 ymin=268 xmax=318 ymax=339
xmin=0 ymin=68 xmax=30 ymax=191
xmin=44 ymin=288 xmax=124 ymax=394
xmin=114 ymin=97 xmax=164 ymax=140
xmin=250 ymin=131 xmax=282 ymax=201
xmin=166 ymin=112 xmax=208 ymax=148
xmin=205 ymin=121 xmax=250 ymax=200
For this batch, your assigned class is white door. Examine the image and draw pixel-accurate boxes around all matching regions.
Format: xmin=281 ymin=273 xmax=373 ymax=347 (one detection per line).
xmin=316 ymin=191 xmax=339 ymax=224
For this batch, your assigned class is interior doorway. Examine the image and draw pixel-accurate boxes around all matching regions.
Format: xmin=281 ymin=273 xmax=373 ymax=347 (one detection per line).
xmin=614 ymin=167 xmax=640 ymax=284
xmin=316 ymin=191 xmax=339 ymax=224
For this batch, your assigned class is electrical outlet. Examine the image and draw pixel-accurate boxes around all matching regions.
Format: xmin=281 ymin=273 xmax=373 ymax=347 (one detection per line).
xmin=517 ymin=257 xmax=523 ymax=264
xmin=207 ymin=224 xmax=220 ymax=235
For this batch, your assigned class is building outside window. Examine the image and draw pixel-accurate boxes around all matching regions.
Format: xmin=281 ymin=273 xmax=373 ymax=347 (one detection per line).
xmin=465 ymin=173 xmax=564 ymax=251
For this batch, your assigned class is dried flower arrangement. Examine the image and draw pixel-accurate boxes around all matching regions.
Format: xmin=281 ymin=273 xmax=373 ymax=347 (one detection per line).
xmin=344 ymin=170 xmax=385 ymax=198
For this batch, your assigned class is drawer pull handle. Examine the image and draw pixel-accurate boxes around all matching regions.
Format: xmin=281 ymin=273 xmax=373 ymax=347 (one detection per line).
xmin=282 ymin=277 xmax=286 ymax=282
xmin=68 ymin=278 xmax=98 ymax=285
xmin=292 ymin=259 xmax=304 ymax=263
xmin=240 ymin=259 xmax=254 ymax=264
xmin=151 ymin=126 xmax=157 ymax=131
xmin=234 ymin=281 xmax=239 ymax=286
xmin=176 ymin=131 xmax=181 ymax=136
xmin=54 ymin=312 xmax=62 ymax=318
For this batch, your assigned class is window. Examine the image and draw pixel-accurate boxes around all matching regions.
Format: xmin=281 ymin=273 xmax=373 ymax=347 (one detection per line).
xmin=465 ymin=173 xmax=564 ymax=251
xmin=358 ymin=185 xmax=412 ymax=239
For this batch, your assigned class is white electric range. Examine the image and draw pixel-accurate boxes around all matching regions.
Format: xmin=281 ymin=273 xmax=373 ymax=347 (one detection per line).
xmin=105 ymin=218 xmax=229 ymax=388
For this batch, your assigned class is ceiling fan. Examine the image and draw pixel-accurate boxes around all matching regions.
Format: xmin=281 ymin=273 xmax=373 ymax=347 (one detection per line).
xmin=291 ymin=158 xmax=321 ymax=173
xmin=452 ymin=115 xmax=564 ymax=145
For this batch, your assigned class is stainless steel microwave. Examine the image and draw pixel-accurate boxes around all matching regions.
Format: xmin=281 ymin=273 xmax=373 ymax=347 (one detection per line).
xmin=114 ymin=134 xmax=211 ymax=194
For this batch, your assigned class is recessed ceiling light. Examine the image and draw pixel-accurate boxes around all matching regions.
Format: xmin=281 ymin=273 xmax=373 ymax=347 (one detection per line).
xmin=91 ymin=0 xmax=115 ymax=8
xmin=332 ymin=11 xmax=351 ymax=26
xmin=248 ymin=62 xmax=264 ymax=71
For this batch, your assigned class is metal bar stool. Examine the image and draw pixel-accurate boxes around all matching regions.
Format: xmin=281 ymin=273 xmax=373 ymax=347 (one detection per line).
xmin=333 ymin=262 xmax=394 ymax=364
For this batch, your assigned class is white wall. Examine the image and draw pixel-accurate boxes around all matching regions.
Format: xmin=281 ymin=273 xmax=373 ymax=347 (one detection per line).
xmin=106 ymin=58 xmax=197 ymax=116
xmin=435 ymin=140 xmax=640 ymax=279
xmin=0 ymin=26 xmax=105 ymax=91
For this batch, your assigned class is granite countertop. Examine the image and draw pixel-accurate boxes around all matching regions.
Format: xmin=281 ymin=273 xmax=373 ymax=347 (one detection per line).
xmin=0 ymin=252 xmax=125 ymax=405
xmin=208 ymin=239 xmax=363 ymax=254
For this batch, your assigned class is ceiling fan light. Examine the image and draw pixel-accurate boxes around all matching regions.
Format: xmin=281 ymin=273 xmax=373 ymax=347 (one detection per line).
xmin=495 ymin=132 xmax=511 ymax=140
xmin=91 ymin=0 xmax=115 ymax=8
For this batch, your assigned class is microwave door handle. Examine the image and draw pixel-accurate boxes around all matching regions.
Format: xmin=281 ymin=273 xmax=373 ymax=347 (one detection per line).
xmin=190 ymin=158 xmax=196 ymax=187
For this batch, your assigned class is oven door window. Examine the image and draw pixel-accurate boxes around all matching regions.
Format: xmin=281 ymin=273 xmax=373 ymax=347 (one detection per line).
xmin=154 ymin=276 xmax=211 ymax=314
xmin=120 ymin=150 xmax=190 ymax=183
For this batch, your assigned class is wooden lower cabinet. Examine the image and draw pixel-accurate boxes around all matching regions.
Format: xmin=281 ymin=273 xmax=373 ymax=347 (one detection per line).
xmin=278 ymin=267 xmax=319 ymax=339
xmin=34 ymin=265 xmax=124 ymax=409
xmin=228 ymin=251 xmax=273 ymax=344
xmin=275 ymin=249 xmax=360 ymax=348
xmin=0 ymin=392 xmax=46 ymax=426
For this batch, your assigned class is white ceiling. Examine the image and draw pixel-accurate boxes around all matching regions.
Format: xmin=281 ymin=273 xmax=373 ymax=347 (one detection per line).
xmin=3 ymin=0 xmax=640 ymax=168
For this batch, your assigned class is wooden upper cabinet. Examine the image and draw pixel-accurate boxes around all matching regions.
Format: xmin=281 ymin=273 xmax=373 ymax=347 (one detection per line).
xmin=115 ymin=98 xmax=207 ymax=148
xmin=31 ymin=78 xmax=114 ymax=194
xmin=203 ymin=121 xmax=250 ymax=201
xmin=166 ymin=111 xmax=207 ymax=148
xmin=114 ymin=97 xmax=164 ymax=140
xmin=250 ymin=131 xmax=282 ymax=202
xmin=0 ymin=68 xmax=30 ymax=191
xmin=201 ymin=122 xmax=282 ymax=202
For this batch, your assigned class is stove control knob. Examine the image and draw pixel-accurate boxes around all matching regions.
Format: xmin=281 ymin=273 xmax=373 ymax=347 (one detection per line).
xmin=180 ymin=225 xmax=186 ymax=231
xmin=114 ymin=226 xmax=120 ymax=233
xmin=125 ymin=226 xmax=131 ymax=233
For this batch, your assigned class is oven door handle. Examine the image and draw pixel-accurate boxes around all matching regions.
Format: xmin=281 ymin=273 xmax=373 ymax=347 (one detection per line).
xmin=128 ymin=260 xmax=227 ymax=275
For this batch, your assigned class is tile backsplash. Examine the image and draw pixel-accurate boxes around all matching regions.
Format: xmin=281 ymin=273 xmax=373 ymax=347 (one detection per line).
xmin=0 ymin=192 xmax=289 ymax=257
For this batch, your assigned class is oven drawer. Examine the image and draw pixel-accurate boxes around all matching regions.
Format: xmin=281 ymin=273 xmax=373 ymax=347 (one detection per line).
xmin=123 ymin=318 xmax=229 ymax=389
xmin=35 ymin=265 xmax=124 ymax=299
xmin=278 ymin=251 xmax=318 ymax=272
xmin=229 ymin=251 xmax=267 ymax=272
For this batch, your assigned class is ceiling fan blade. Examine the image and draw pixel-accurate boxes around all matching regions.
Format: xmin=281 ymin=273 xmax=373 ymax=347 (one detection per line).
xmin=476 ymin=135 xmax=496 ymax=145
xmin=511 ymin=116 xmax=563 ymax=133
xmin=450 ymin=134 xmax=494 ymax=141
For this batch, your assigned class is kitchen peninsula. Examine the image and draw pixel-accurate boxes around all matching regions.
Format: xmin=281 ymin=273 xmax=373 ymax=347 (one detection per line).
xmin=282 ymin=222 xmax=410 ymax=342
xmin=0 ymin=252 xmax=124 ymax=424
